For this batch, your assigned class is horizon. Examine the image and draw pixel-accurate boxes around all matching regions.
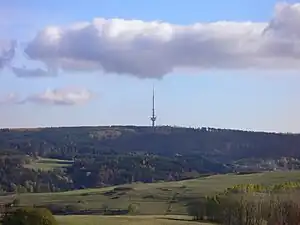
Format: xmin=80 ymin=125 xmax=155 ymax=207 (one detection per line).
xmin=1 ymin=0 xmax=300 ymax=132
xmin=3 ymin=124 xmax=299 ymax=135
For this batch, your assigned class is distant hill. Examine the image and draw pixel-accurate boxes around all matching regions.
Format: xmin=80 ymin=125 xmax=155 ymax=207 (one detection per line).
xmin=1 ymin=126 xmax=300 ymax=160
xmin=0 ymin=126 xmax=300 ymax=192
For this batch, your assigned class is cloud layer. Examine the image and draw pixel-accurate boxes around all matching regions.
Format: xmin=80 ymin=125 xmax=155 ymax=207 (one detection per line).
xmin=11 ymin=66 xmax=56 ymax=78
xmin=0 ymin=40 xmax=16 ymax=69
xmin=13 ymin=2 xmax=300 ymax=78
xmin=0 ymin=88 xmax=93 ymax=106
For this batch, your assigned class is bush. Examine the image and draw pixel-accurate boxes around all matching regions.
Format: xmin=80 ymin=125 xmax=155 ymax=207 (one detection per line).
xmin=12 ymin=198 xmax=20 ymax=206
xmin=2 ymin=207 xmax=57 ymax=225
xmin=127 ymin=203 xmax=139 ymax=215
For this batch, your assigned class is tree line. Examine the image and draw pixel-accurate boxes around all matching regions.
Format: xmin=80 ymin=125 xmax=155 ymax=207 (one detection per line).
xmin=188 ymin=182 xmax=300 ymax=225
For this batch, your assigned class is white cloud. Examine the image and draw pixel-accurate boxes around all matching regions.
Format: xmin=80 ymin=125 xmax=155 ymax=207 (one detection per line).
xmin=0 ymin=93 xmax=19 ymax=105
xmin=23 ymin=87 xmax=94 ymax=105
xmin=0 ymin=40 xmax=16 ymax=69
xmin=21 ymin=3 xmax=300 ymax=78
xmin=0 ymin=88 xmax=94 ymax=106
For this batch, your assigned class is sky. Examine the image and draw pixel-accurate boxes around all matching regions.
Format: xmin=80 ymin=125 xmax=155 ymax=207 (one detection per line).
xmin=0 ymin=0 xmax=300 ymax=132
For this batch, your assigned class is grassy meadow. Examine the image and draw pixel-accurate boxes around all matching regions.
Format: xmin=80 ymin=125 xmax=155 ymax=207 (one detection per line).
xmin=55 ymin=215 xmax=211 ymax=225
xmin=1 ymin=171 xmax=300 ymax=216
xmin=23 ymin=157 xmax=73 ymax=171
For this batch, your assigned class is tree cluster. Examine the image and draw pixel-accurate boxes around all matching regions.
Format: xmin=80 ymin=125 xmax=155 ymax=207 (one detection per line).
xmin=188 ymin=183 xmax=300 ymax=225
xmin=0 ymin=155 xmax=72 ymax=193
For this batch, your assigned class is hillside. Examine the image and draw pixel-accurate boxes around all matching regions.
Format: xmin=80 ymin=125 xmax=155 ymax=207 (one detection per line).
xmin=1 ymin=171 xmax=300 ymax=216
xmin=0 ymin=126 xmax=300 ymax=193
xmin=2 ymin=126 xmax=300 ymax=160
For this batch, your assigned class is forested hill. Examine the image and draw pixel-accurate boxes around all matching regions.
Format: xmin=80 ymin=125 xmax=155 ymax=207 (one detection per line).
xmin=0 ymin=126 xmax=300 ymax=193
xmin=1 ymin=126 xmax=300 ymax=160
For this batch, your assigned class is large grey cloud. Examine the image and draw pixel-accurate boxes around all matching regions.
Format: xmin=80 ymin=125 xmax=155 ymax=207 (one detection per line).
xmin=0 ymin=88 xmax=93 ymax=106
xmin=20 ymin=3 xmax=300 ymax=78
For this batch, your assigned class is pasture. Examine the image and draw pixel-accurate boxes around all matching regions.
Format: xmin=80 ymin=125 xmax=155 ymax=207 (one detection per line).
xmin=55 ymin=215 xmax=211 ymax=225
xmin=1 ymin=171 xmax=300 ymax=215
xmin=23 ymin=157 xmax=73 ymax=171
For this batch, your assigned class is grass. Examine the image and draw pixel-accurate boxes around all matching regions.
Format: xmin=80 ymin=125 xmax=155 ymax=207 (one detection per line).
xmin=23 ymin=157 xmax=73 ymax=171
xmin=56 ymin=215 xmax=211 ymax=225
xmin=1 ymin=171 xmax=300 ymax=215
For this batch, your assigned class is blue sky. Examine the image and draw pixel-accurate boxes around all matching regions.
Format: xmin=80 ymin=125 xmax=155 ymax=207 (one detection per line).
xmin=0 ymin=0 xmax=300 ymax=132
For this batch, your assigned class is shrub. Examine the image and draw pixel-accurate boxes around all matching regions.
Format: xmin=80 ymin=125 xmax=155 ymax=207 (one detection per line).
xmin=12 ymin=198 xmax=20 ymax=206
xmin=127 ymin=203 xmax=139 ymax=215
xmin=2 ymin=207 xmax=57 ymax=225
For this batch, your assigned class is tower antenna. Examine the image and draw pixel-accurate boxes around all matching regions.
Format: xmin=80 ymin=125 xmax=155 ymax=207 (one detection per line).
xmin=150 ymin=87 xmax=157 ymax=127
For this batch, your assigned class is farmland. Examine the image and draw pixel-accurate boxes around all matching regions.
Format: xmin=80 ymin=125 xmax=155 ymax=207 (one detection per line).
xmin=1 ymin=171 xmax=300 ymax=215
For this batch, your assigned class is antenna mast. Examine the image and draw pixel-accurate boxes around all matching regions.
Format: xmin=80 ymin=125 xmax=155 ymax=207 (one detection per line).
xmin=150 ymin=87 xmax=157 ymax=127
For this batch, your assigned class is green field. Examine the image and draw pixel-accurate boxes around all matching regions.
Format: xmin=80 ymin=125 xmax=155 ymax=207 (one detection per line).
xmin=1 ymin=171 xmax=300 ymax=216
xmin=24 ymin=158 xmax=73 ymax=171
xmin=56 ymin=215 xmax=211 ymax=225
